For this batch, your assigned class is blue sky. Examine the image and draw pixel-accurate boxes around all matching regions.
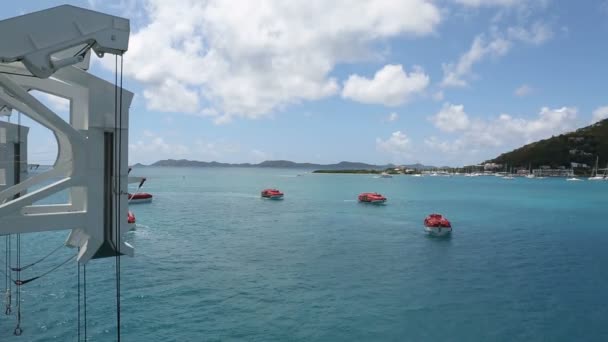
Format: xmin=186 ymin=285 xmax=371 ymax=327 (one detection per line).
xmin=4 ymin=0 xmax=608 ymax=166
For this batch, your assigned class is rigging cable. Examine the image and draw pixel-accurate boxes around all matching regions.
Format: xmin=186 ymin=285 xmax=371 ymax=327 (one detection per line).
xmin=84 ymin=263 xmax=87 ymax=341
xmin=77 ymin=255 xmax=80 ymax=341
xmin=14 ymin=111 xmax=22 ymax=336
xmin=77 ymin=258 xmax=88 ymax=342
xmin=10 ymin=243 xmax=65 ymax=272
xmin=113 ymin=53 xmax=125 ymax=342
xmin=13 ymin=253 xmax=76 ymax=286
xmin=14 ymin=234 xmax=21 ymax=335
xmin=4 ymin=235 xmax=11 ymax=315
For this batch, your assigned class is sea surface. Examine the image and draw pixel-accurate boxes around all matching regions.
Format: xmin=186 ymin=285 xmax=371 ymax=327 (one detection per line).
xmin=1 ymin=167 xmax=608 ymax=341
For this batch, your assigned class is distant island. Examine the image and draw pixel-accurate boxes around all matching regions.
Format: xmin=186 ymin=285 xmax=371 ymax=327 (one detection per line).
xmin=133 ymin=119 xmax=608 ymax=176
xmin=484 ymin=118 xmax=608 ymax=175
xmin=134 ymin=159 xmax=437 ymax=171
xmin=313 ymin=169 xmax=394 ymax=174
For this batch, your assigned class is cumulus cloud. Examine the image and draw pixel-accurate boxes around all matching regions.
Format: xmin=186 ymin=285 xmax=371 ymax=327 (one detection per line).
xmin=143 ymin=79 xmax=200 ymax=113
xmin=129 ymin=130 xmax=251 ymax=164
xmin=592 ymin=106 xmax=608 ymax=124
xmin=514 ymin=84 xmax=534 ymax=97
xmin=342 ymin=64 xmax=430 ymax=106
xmin=441 ymin=22 xmax=552 ymax=88
xmin=441 ymin=35 xmax=511 ymax=87
xmin=431 ymin=103 xmax=470 ymax=132
xmin=129 ymin=132 xmax=190 ymax=164
xmin=424 ymin=136 xmax=463 ymax=153
xmin=507 ymin=22 xmax=553 ymax=45
xmin=426 ymin=106 xmax=579 ymax=154
xmin=385 ymin=112 xmax=399 ymax=122
xmin=376 ymin=131 xmax=411 ymax=156
xmin=108 ymin=0 xmax=441 ymax=122
xmin=33 ymin=92 xmax=70 ymax=113
xmin=454 ymin=0 xmax=524 ymax=7
xmin=432 ymin=91 xmax=444 ymax=101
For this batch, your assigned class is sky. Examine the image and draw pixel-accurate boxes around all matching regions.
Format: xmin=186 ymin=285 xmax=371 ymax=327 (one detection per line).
xmin=3 ymin=0 xmax=608 ymax=166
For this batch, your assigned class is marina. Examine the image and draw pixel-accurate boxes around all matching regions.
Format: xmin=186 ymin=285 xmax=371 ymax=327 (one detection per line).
xmin=1 ymin=167 xmax=607 ymax=340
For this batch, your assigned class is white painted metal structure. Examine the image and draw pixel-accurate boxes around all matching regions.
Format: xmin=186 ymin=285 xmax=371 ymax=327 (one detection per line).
xmin=0 ymin=121 xmax=29 ymax=192
xmin=0 ymin=5 xmax=133 ymax=263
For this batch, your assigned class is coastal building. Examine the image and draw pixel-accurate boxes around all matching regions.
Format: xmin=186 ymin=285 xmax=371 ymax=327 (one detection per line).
xmin=484 ymin=163 xmax=501 ymax=170
xmin=533 ymin=168 xmax=575 ymax=177
xmin=571 ymin=162 xmax=589 ymax=169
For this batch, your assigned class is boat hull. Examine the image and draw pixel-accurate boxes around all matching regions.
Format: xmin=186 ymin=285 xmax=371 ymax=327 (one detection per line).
xmin=129 ymin=197 xmax=153 ymax=204
xmin=424 ymin=226 xmax=452 ymax=237
xmin=262 ymin=195 xmax=284 ymax=200
xmin=359 ymin=199 xmax=386 ymax=204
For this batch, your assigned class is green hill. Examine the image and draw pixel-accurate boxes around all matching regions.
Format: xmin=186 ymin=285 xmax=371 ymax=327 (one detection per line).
xmin=486 ymin=119 xmax=608 ymax=172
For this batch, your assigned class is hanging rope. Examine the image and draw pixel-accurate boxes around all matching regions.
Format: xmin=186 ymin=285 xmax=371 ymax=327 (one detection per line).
xmin=10 ymin=243 xmax=64 ymax=272
xmin=13 ymin=254 xmax=76 ymax=286
xmin=127 ymin=178 xmax=147 ymax=204
xmin=4 ymin=235 xmax=11 ymax=315
xmin=13 ymin=112 xmax=22 ymax=336
xmin=78 ymin=255 xmax=80 ymax=341
xmin=14 ymin=233 xmax=21 ymax=335
xmin=113 ymin=53 xmax=125 ymax=342
xmin=84 ymin=263 xmax=87 ymax=341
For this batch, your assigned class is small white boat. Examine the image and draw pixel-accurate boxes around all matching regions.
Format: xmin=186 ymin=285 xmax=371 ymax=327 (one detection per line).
xmin=412 ymin=174 xmax=423 ymax=177
xmin=526 ymin=174 xmax=535 ymax=179
xmin=589 ymin=157 xmax=603 ymax=181
xmin=502 ymin=175 xmax=515 ymax=180
xmin=380 ymin=172 xmax=393 ymax=178
xmin=566 ymin=177 xmax=582 ymax=181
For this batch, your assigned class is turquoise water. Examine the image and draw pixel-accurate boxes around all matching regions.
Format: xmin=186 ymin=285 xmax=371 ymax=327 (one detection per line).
xmin=1 ymin=167 xmax=608 ymax=341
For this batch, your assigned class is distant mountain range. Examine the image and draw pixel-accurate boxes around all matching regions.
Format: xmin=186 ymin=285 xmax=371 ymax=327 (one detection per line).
xmin=133 ymin=159 xmax=437 ymax=170
xmin=486 ymin=118 xmax=608 ymax=169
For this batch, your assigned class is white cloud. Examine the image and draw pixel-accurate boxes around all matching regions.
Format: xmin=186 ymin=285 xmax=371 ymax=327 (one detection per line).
xmin=128 ymin=130 xmax=253 ymax=164
xmin=110 ymin=0 xmax=441 ymax=122
xmin=342 ymin=64 xmax=430 ymax=106
xmin=507 ymin=22 xmax=553 ymax=45
xmin=129 ymin=133 xmax=190 ymax=164
xmin=454 ymin=0 xmax=524 ymax=7
xmin=376 ymin=131 xmax=411 ymax=155
xmin=441 ymin=23 xmax=552 ymax=88
xmin=514 ymin=84 xmax=534 ymax=97
xmin=424 ymin=136 xmax=463 ymax=153
xmin=431 ymin=103 xmax=470 ymax=132
xmin=592 ymin=106 xmax=608 ymax=124
xmin=250 ymin=149 xmax=270 ymax=162
xmin=602 ymin=1 xmax=608 ymax=14
xmin=426 ymin=106 xmax=579 ymax=155
xmin=143 ymin=79 xmax=200 ymax=113
xmin=386 ymin=112 xmax=399 ymax=122
xmin=432 ymin=90 xmax=444 ymax=101
xmin=35 ymin=92 xmax=70 ymax=113
xmin=441 ymin=34 xmax=511 ymax=87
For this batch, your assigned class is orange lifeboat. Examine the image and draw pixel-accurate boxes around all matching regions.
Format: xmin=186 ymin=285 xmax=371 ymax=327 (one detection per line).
xmin=261 ymin=189 xmax=284 ymax=199
xmin=358 ymin=192 xmax=387 ymax=204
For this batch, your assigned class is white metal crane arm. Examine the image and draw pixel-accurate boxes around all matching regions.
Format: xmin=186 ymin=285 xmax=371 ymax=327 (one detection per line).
xmin=0 ymin=5 xmax=129 ymax=78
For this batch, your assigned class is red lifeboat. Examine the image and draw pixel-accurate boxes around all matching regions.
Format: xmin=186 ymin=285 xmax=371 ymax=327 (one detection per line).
xmin=261 ymin=189 xmax=284 ymax=199
xmin=424 ymin=213 xmax=452 ymax=236
xmin=358 ymin=192 xmax=387 ymax=204
xmin=127 ymin=211 xmax=136 ymax=231
xmin=128 ymin=192 xmax=153 ymax=204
